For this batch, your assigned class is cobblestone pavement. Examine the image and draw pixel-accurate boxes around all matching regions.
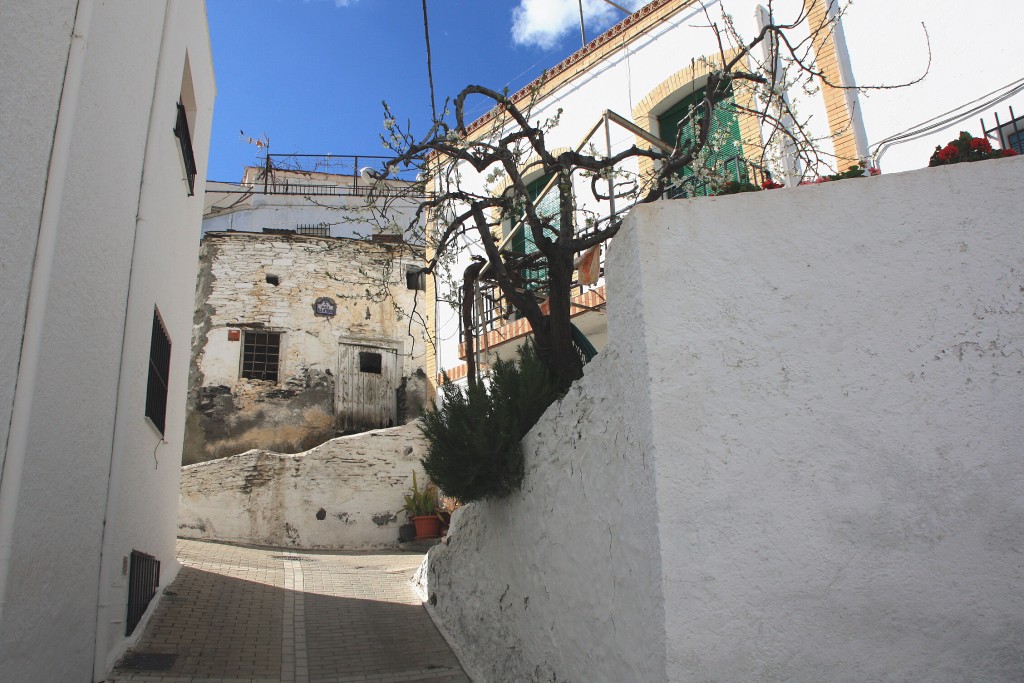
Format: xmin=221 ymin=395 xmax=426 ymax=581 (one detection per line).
xmin=108 ymin=539 xmax=469 ymax=683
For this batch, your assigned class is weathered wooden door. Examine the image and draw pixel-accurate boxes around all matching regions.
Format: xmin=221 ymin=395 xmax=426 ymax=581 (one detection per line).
xmin=337 ymin=341 xmax=400 ymax=432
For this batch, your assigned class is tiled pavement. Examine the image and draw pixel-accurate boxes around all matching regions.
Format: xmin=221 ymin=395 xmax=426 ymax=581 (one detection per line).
xmin=108 ymin=539 xmax=469 ymax=683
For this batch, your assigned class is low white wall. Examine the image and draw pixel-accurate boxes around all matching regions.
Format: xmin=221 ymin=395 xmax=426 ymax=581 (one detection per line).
xmin=179 ymin=422 xmax=428 ymax=549
xmin=425 ymin=157 xmax=1024 ymax=682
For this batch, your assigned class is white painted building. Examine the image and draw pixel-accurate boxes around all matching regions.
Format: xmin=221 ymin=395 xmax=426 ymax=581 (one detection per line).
xmin=204 ymin=163 xmax=423 ymax=239
xmin=428 ymin=0 xmax=1024 ymax=387
xmin=0 ymin=1 xmax=214 ymax=680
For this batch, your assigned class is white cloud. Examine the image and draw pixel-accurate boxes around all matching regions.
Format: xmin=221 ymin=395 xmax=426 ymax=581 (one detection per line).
xmin=511 ymin=0 xmax=646 ymax=49
xmin=333 ymin=0 xmax=357 ymax=6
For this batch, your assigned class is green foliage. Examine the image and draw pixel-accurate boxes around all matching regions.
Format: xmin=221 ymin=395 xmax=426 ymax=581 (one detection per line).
xmin=713 ymin=180 xmax=761 ymax=195
xmin=419 ymin=342 xmax=562 ymax=503
xmin=401 ymin=470 xmax=438 ymax=517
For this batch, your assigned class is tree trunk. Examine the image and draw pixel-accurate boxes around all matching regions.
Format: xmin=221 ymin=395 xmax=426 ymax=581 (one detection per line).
xmin=534 ymin=250 xmax=583 ymax=391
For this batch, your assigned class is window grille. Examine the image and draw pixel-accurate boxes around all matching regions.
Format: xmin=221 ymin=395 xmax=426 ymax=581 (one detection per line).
xmin=126 ymin=550 xmax=160 ymax=636
xmin=297 ymin=222 xmax=331 ymax=237
xmin=145 ymin=310 xmax=171 ymax=435
xmin=242 ymin=331 xmax=281 ymax=382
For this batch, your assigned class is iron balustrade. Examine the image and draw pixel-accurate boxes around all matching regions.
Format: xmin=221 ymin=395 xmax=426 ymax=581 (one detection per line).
xmin=981 ymin=105 xmax=1024 ymax=153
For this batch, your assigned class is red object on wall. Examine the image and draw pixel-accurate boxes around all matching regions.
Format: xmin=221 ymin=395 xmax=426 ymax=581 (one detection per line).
xmin=228 ymin=329 xmax=240 ymax=341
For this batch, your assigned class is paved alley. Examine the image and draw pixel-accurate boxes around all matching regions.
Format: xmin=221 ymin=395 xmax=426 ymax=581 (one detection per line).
xmin=108 ymin=539 xmax=469 ymax=683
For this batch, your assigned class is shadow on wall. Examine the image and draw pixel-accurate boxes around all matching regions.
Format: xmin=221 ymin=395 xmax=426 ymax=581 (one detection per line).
xmin=183 ymin=367 xmax=336 ymax=465
xmin=183 ymin=366 xmax=430 ymax=466
xmin=178 ymin=421 xmax=429 ymax=550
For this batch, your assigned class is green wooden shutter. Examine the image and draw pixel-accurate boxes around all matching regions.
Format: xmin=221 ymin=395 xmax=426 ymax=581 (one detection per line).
xmin=657 ymin=85 xmax=745 ymax=197
xmin=510 ymin=174 xmax=560 ymax=291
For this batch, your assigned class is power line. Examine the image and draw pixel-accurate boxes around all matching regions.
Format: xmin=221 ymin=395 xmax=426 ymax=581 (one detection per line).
xmin=422 ymin=0 xmax=438 ymax=122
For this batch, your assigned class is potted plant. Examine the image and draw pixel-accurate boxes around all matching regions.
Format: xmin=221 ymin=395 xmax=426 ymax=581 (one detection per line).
xmin=402 ymin=471 xmax=441 ymax=540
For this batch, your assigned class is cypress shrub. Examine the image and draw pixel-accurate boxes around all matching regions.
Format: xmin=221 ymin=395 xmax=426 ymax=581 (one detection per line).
xmin=419 ymin=342 xmax=561 ymax=503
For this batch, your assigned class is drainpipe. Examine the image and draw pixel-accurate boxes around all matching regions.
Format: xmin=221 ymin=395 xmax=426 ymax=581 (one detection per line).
xmin=0 ymin=0 xmax=94 ymax=631
xmin=92 ymin=1 xmax=176 ymax=678
xmin=824 ymin=0 xmax=870 ymax=163
xmin=756 ymin=5 xmax=802 ymax=186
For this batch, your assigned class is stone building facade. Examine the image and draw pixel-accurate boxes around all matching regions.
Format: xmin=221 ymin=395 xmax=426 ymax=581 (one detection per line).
xmin=184 ymin=231 xmax=430 ymax=464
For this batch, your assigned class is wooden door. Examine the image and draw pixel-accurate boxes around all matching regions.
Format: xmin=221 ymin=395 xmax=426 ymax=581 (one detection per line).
xmin=337 ymin=342 xmax=399 ymax=432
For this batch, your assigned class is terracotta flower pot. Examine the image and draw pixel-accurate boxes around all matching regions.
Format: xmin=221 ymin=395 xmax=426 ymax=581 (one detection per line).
xmin=411 ymin=515 xmax=442 ymax=540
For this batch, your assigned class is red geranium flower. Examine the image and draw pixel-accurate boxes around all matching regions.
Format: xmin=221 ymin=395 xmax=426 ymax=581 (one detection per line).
xmin=937 ymin=144 xmax=959 ymax=161
xmin=1003 ymin=149 xmax=1019 ymax=157
xmin=969 ymin=137 xmax=993 ymax=153
xmin=761 ymin=179 xmax=784 ymax=190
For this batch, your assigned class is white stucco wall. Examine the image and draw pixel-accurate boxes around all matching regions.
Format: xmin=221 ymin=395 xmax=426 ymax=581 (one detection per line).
xmin=425 ymin=156 xmax=1024 ymax=681
xmin=638 ymin=157 xmax=1024 ymax=682
xmin=842 ymin=0 xmax=1024 ymax=172
xmin=0 ymin=1 xmax=215 ymax=680
xmin=202 ymin=188 xmax=422 ymax=240
xmin=424 ymin=344 xmax=666 ymax=682
xmin=0 ymin=0 xmax=77 ymax=507
xmin=179 ymin=422 xmax=428 ymax=549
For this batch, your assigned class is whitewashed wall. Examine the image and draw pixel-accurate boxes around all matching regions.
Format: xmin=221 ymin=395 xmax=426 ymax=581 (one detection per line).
xmin=842 ymin=0 xmax=1024 ymax=171
xmin=424 ymin=156 xmax=1024 ymax=682
xmin=424 ymin=345 xmax=665 ymax=682
xmin=202 ymin=189 xmax=422 ymax=240
xmin=179 ymin=422 xmax=428 ymax=549
xmin=0 ymin=1 xmax=215 ymax=680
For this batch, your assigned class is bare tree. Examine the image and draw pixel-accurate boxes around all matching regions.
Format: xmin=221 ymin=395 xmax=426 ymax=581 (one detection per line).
xmin=370 ymin=0 xmax=926 ymax=391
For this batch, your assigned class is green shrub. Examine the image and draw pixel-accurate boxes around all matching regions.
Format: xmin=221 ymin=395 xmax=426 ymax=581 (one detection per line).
xmin=419 ymin=341 xmax=561 ymax=503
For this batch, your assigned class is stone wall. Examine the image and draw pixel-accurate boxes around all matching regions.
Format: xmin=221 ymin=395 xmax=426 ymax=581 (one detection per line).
xmin=185 ymin=232 xmax=430 ymax=464
xmin=423 ymin=157 xmax=1024 ymax=681
xmin=179 ymin=422 xmax=427 ymax=549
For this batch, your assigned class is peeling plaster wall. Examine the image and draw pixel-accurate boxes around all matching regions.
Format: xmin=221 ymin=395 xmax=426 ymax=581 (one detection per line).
xmin=185 ymin=232 xmax=430 ymax=464
xmin=424 ymin=158 xmax=1024 ymax=682
xmin=179 ymin=422 xmax=427 ymax=549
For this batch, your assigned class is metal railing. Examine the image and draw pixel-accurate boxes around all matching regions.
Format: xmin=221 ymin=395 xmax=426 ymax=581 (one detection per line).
xmin=981 ymin=105 xmax=1024 ymax=153
xmin=254 ymin=153 xmax=425 ymax=198
xmin=463 ymin=107 xmax=772 ymax=355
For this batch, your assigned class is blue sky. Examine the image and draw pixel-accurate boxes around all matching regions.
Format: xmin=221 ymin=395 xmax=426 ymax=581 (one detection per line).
xmin=205 ymin=0 xmax=645 ymax=181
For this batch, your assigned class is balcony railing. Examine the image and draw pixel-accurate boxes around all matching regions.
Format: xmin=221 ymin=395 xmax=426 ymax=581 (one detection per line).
xmin=254 ymin=153 xmax=427 ymax=198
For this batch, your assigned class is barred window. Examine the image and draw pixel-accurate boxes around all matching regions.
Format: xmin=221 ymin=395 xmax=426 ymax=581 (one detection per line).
xmin=145 ymin=310 xmax=172 ymax=435
xmin=242 ymin=331 xmax=281 ymax=382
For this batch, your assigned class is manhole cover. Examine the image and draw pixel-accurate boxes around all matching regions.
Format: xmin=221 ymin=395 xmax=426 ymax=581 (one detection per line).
xmin=117 ymin=652 xmax=178 ymax=671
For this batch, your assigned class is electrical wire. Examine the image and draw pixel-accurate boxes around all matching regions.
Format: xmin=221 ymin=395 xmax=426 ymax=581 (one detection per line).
xmin=422 ymin=0 xmax=438 ymax=122
xmin=872 ymin=76 xmax=1024 ymax=161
